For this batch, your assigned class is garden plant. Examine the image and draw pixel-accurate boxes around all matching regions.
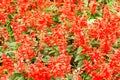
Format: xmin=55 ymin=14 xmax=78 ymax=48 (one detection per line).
xmin=0 ymin=0 xmax=120 ymax=80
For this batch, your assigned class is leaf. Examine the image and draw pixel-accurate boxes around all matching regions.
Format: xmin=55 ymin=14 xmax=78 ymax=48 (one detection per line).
xmin=5 ymin=21 xmax=15 ymax=42
xmin=29 ymin=78 xmax=33 ymax=80
xmin=76 ymin=10 xmax=83 ymax=17
xmin=67 ymin=45 xmax=77 ymax=55
xmin=77 ymin=46 xmax=83 ymax=54
xmin=44 ymin=5 xmax=58 ymax=12
xmin=90 ymin=39 xmax=100 ymax=48
xmin=80 ymin=71 xmax=92 ymax=80
xmin=6 ymin=52 xmax=15 ymax=59
xmin=116 ymin=38 xmax=120 ymax=43
xmin=43 ymin=46 xmax=59 ymax=56
xmin=9 ymin=36 xmax=15 ymax=42
xmin=85 ymin=54 xmax=91 ymax=61
xmin=84 ymin=0 xmax=88 ymax=6
xmin=74 ymin=54 xmax=85 ymax=62
xmin=102 ymin=0 xmax=113 ymax=4
xmin=15 ymin=7 xmax=19 ymax=13
xmin=66 ymin=45 xmax=73 ymax=53
xmin=51 ymin=77 xmax=55 ymax=80
xmin=116 ymin=73 xmax=120 ymax=77
xmin=10 ymin=73 xmax=25 ymax=80
xmin=30 ymin=57 xmax=36 ymax=64
xmin=4 ymin=69 xmax=8 ymax=74
xmin=77 ymin=61 xmax=84 ymax=68
xmin=87 ymin=19 xmax=95 ymax=24
xmin=8 ymin=14 xmax=14 ymax=20
xmin=42 ymin=55 xmax=50 ymax=62
xmin=71 ymin=54 xmax=85 ymax=68
xmin=11 ymin=1 xmax=18 ymax=5
xmin=112 ymin=38 xmax=120 ymax=49
xmin=56 ymin=77 xmax=61 ymax=80
xmin=65 ymin=74 xmax=73 ymax=80
xmin=97 ymin=0 xmax=102 ymax=3
xmin=5 ymin=21 xmax=13 ymax=35
xmin=52 ymin=15 xmax=61 ymax=23
xmin=7 ymin=42 xmax=20 ymax=50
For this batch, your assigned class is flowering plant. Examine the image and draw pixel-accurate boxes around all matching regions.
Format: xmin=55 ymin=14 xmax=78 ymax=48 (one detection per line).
xmin=0 ymin=0 xmax=120 ymax=80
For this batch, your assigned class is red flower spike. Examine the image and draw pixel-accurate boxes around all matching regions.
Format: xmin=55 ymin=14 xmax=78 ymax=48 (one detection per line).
xmin=89 ymin=1 xmax=98 ymax=14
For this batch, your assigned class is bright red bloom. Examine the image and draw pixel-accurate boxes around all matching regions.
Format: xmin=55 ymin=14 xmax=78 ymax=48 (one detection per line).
xmin=89 ymin=1 xmax=98 ymax=14
xmin=0 ymin=54 xmax=14 ymax=75
xmin=83 ymin=60 xmax=94 ymax=73
xmin=91 ymin=72 xmax=102 ymax=80
xmin=29 ymin=61 xmax=51 ymax=80
xmin=48 ymin=54 xmax=71 ymax=77
xmin=0 ymin=12 xmax=7 ymax=24
xmin=17 ymin=45 xmax=36 ymax=60
xmin=0 ymin=28 xmax=9 ymax=41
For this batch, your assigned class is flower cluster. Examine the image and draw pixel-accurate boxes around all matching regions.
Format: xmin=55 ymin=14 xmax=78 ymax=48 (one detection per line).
xmin=0 ymin=0 xmax=120 ymax=80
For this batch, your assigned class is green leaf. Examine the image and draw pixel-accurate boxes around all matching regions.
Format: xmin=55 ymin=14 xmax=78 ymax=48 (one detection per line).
xmin=4 ymin=69 xmax=8 ymax=74
xmin=116 ymin=38 xmax=120 ymax=43
xmin=116 ymin=73 xmax=120 ymax=77
xmin=80 ymin=71 xmax=92 ymax=80
xmin=0 ymin=47 xmax=5 ymax=54
xmin=74 ymin=54 xmax=85 ymax=62
xmin=67 ymin=45 xmax=77 ymax=55
xmin=9 ymin=36 xmax=15 ymax=42
xmin=5 ymin=21 xmax=15 ymax=42
xmin=65 ymin=74 xmax=73 ymax=80
xmin=0 ymin=34 xmax=4 ymax=46
xmin=67 ymin=33 xmax=74 ymax=45
xmin=56 ymin=77 xmax=61 ymax=80
xmin=11 ymin=1 xmax=18 ymax=5
xmin=30 ymin=57 xmax=36 ymax=64
xmin=101 ymin=0 xmax=113 ymax=4
xmin=66 ymin=45 xmax=73 ymax=53
xmin=71 ymin=53 xmax=85 ymax=68
xmin=85 ymin=54 xmax=91 ymax=61
xmin=8 ymin=14 xmax=14 ymax=20
xmin=52 ymin=15 xmax=61 ymax=23
xmin=90 ymin=39 xmax=100 ymax=48
xmin=77 ymin=61 xmax=84 ymax=68
xmin=15 ymin=7 xmax=19 ymax=13
xmin=44 ymin=5 xmax=58 ymax=12
xmin=5 ymin=21 xmax=13 ymax=35
xmin=112 ymin=38 xmax=120 ymax=49
xmin=77 ymin=46 xmax=83 ymax=54
xmin=76 ymin=10 xmax=83 ymax=17
xmin=42 ymin=55 xmax=50 ymax=63
xmin=29 ymin=78 xmax=33 ymax=80
xmin=84 ymin=0 xmax=88 ymax=6
xmin=97 ymin=0 xmax=102 ymax=3
xmin=7 ymin=42 xmax=20 ymax=50
xmin=51 ymin=77 xmax=55 ymax=80
xmin=43 ymin=46 xmax=59 ymax=56
xmin=6 ymin=52 xmax=15 ymax=59
xmin=87 ymin=19 xmax=95 ymax=24
xmin=10 ymin=73 xmax=25 ymax=80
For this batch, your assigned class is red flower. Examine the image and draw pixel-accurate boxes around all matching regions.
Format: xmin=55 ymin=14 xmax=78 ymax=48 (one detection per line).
xmin=91 ymin=72 xmax=102 ymax=80
xmin=1 ymin=54 xmax=14 ymax=74
xmin=100 ymin=39 xmax=111 ymax=53
xmin=83 ymin=60 xmax=94 ymax=73
xmin=48 ymin=54 xmax=71 ymax=78
xmin=89 ymin=1 xmax=98 ymax=14
xmin=17 ymin=45 xmax=36 ymax=60
xmin=29 ymin=61 xmax=51 ymax=80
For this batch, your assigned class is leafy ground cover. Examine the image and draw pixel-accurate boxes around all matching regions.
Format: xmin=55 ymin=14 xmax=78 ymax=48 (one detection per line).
xmin=0 ymin=0 xmax=120 ymax=80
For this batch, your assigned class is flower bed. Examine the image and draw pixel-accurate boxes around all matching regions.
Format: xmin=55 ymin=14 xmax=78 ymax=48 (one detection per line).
xmin=0 ymin=0 xmax=120 ymax=80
